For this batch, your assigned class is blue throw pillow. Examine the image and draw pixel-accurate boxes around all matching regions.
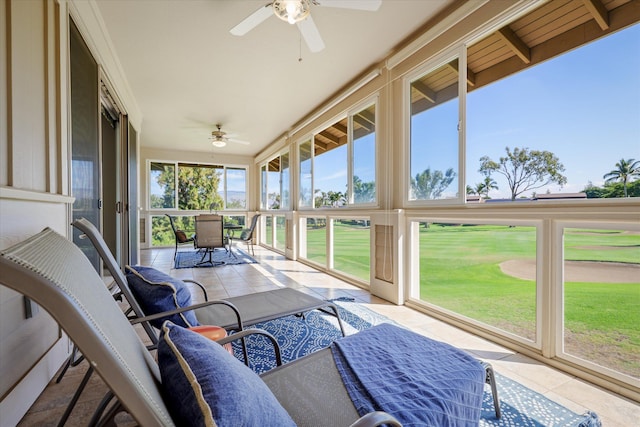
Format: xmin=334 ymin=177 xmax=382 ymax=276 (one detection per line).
xmin=158 ymin=321 xmax=296 ymax=427
xmin=125 ymin=265 xmax=199 ymax=329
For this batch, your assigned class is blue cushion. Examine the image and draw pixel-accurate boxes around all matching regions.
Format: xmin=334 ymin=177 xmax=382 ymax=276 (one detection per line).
xmin=158 ymin=321 xmax=296 ymax=427
xmin=125 ymin=265 xmax=199 ymax=329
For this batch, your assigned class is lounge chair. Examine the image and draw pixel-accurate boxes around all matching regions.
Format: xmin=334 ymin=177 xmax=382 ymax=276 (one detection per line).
xmin=72 ymin=217 xmax=347 ymax=338
xmin=0 ymin=227 xmax=400 ymax=426
xmin=1 ymin=227 xmax=499 ymax=426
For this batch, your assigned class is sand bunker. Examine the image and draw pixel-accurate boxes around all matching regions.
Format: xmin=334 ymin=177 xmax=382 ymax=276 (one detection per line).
xmin=499 ymin=259 xmax=639 ymax=283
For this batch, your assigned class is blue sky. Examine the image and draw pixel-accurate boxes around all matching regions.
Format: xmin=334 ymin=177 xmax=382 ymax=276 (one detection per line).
xmin=321 ymin=23 xmax=640 ymax=199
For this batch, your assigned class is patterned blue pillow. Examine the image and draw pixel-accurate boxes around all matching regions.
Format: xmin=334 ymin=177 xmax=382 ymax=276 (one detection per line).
xmin=158 ymin=321 xmax=296 ymax=427
xmin=125 ymin=265 xmax=199 ymax=329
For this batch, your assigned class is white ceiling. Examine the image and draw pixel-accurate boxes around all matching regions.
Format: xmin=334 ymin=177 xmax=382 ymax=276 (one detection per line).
xmin=95 ymin=0 xmax=454 ymax=157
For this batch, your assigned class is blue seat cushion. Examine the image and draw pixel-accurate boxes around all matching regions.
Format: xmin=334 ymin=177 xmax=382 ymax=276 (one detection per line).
xmin=158 ymin=321 xmax=296 ymax=427
xmin=125 ymin=265 xmax=199 ymax=329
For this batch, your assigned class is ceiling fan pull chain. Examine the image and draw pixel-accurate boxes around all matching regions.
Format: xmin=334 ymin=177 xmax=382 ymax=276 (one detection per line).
xmin=298 ymin=35 xmax=303 ymax=62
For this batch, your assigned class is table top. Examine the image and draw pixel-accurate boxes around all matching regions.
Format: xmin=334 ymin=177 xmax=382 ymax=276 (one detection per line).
xmin=223 ymin=224 xmax=243 ymax=230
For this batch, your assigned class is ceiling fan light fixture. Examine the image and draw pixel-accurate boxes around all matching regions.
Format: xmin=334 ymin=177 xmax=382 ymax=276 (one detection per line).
xmin=273 ymin=0 xmax=311 ymax=25
xmin=211 ymin=138 xmax=227 ymax=148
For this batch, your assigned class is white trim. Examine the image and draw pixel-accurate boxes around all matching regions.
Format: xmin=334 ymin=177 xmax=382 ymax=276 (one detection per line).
xmin=464 ymin=0 xmax=550 ymax=47
xmin=0 ymin=187 xmax=75 ymax=204
xmin=385 ymin=1 xmax=489 ymax=69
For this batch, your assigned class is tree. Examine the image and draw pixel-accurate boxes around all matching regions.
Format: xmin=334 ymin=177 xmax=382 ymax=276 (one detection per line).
xmin=410 ymin=168 xmax=456 ymax=200
xmin=603 ymin=158 xmax=640 ymax=197
xmin=473 ymin=182 xmax=486 ymax=196
xmin=481 ymin=175 xmax=498 ymax=198
xmin=353 ymin=175 xmax=376 ymax=204
xmin=479 ymin=147 xmax=567 ymax=200
xmin=155 ymin=164 xmax=224 ymax=212
xmin=176 ymin=165 xmax=224 ymax=211
xmin=314 ymin=190 xmax=346 ymax=208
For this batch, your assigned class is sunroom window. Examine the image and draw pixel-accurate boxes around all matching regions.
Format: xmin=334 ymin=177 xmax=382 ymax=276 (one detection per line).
xmin=261 ymin=151 xmax=290 ymax=210
xmin=409 ymin=58 xmax=460 ymax=202
xmin=298 ymin=101 xmax=378 ymax=209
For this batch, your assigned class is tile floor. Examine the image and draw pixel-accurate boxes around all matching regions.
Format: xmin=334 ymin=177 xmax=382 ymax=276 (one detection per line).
xmin=17 ymin=246 xmax=639 ymax=426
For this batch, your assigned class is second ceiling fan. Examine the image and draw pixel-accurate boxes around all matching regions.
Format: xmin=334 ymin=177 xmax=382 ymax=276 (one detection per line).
xmin=230 ymin=0 xmax=382 ymax=53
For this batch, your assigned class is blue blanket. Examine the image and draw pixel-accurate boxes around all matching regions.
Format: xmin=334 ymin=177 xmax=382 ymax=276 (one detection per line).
xmin=331 ymin=323 xmax=485 ymax=426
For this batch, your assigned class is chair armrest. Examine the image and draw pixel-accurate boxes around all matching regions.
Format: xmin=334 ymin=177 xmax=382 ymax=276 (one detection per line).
xmin=349 ymin=411 xmax=402 ymax=427
xmin=182 ymin=278 xmax=208 ymax=301
xmin=217 ymin=329 xmax=283 ymax=367
xmin=129 ymin=299 xmax=244 ymax=331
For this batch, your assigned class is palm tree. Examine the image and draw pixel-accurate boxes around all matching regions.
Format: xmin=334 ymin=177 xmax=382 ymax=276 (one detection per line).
xmin=603 ymin=158 xmax=640 ymax=197
xmin=482 ymin=175 xmax=498 ymax=198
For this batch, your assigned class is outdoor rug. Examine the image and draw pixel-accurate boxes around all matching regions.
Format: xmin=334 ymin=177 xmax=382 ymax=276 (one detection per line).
xmin=174 ymin=248 xmax=257 ymax=269
xmin=230 ymin=298 xmax=601 ymax=427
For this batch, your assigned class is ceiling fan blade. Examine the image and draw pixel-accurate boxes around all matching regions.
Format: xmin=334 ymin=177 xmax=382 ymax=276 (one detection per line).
xmin=297 ymin=16 xmax=325 ymax=53
xmin=230 ymin=4 xmax=274 ymax=36
xmin=316 ymin=0 xmax=382 ymax=11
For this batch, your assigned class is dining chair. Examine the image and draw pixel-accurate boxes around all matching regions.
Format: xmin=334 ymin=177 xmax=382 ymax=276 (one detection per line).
xmin=165 ymin=214 xmax=195 ymax=261
xmin=194 ymin=214 xmax=226 ymax=265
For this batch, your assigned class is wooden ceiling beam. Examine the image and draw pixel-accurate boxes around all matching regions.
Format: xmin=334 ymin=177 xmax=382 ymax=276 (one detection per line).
xmin=497 ymin=26 xmax=531 ymax=64
xmin=446 ymin=60 xmax=476 ymax=87
xmin=357 ymin=109 xmax=375 ymax=126
xmin=332 ymin=122 xmax=348 ymax=135
xmin=317 ymin=131 xmax=341 ymax=145
xmin=353 ymin=115 xmax=373 ymax=132
xmin=411 ymin=80 xmax=436 ymax=103
xmin=582 ymin=0 xmax=609 ymax=31
xmin=313 ymin=140 xmax=328 ymax=152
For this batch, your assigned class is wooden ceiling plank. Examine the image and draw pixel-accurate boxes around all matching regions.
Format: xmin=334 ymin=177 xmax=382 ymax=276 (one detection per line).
xmin=411 ymin=80 xmax=437 ymax=103
xmin=582 ymin=0 xmax=610 ymax=30
xmin=497 ymin=26 xmax=531 ymax=64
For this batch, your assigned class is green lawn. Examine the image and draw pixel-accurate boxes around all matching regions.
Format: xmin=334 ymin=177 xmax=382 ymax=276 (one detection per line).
xmin=419 ymin=224 xmax=639 ymax=378
xmin=305 ymin=221 xmax=370 ymax=281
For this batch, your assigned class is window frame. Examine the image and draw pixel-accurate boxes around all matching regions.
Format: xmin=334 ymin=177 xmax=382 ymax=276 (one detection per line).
xmin=260 ymin=148 xmax=291 ymax=211
xmin=554 ymin=219 xmax=640 ymax=384
xmin=406 ymin=215 xmax=544 ymax=350
xmin=296 ymin=96 xmax=379 ymax=211
xmin=404 ymin=45 xmax=467 ymax=207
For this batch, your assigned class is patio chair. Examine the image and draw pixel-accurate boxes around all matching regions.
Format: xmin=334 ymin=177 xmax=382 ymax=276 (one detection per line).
xmin=165 ymin=214 xmax=195 ymax=261
xmin=1 ymin=227 xmax=499 ymax=426
xmin=0 ymin=227 xmax=402 ymax=426
xmin=236 ymin=213 xmax=260 ymax=256
xmin=194 ymin=214 xmax=226 ymax=265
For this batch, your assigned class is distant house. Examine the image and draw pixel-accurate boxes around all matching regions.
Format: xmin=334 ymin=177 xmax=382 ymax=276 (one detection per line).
xmin=466 ymin=195 xmax=483 ymax=203
xmin=534 ymin=193 xmax=587 ymax=200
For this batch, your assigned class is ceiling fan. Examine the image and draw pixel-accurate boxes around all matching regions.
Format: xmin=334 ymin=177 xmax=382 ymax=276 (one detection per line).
xmin=210 ymin=125 xmax=250 ymax=148
xmin=230 ymin=0 xmax=382 ymax=53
